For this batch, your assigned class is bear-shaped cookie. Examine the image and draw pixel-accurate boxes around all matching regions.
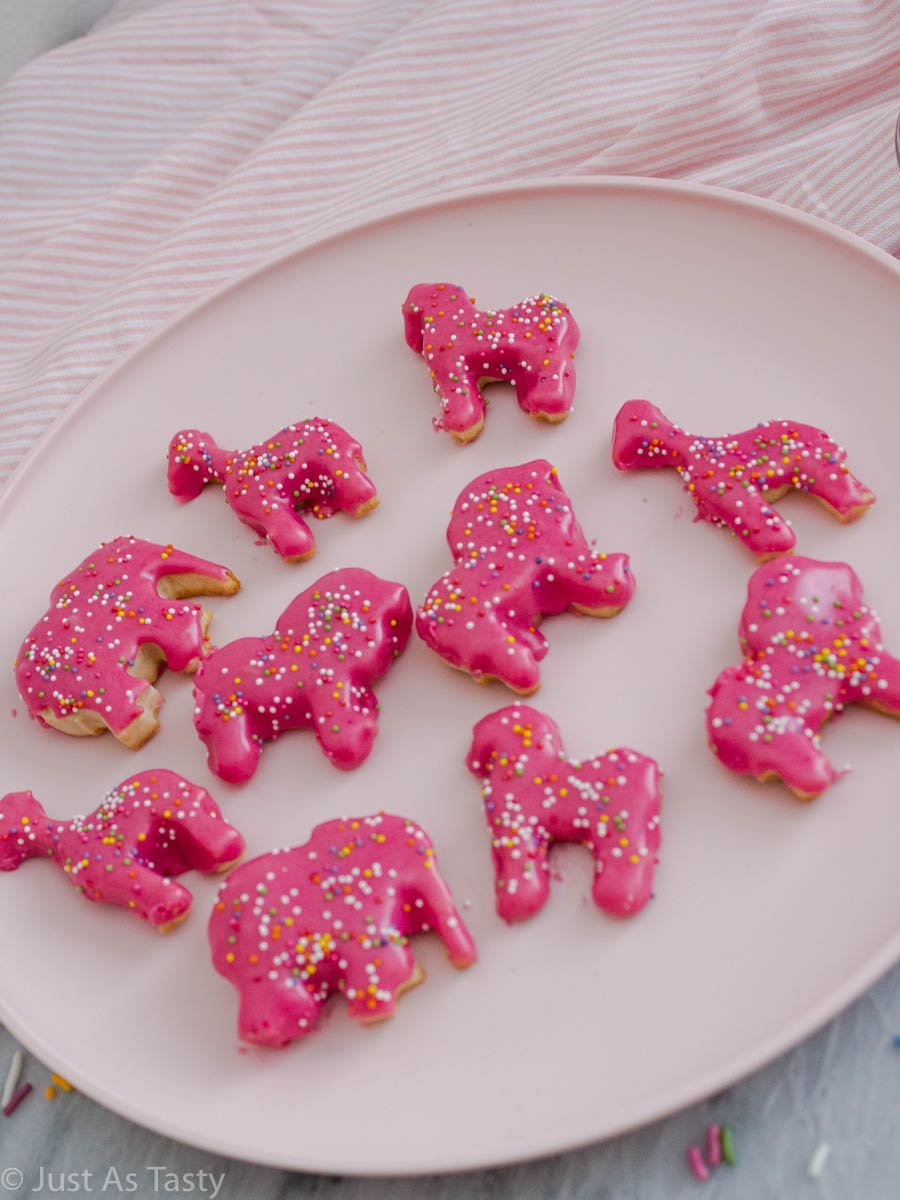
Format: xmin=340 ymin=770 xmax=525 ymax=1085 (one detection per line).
xmin=417 ymin=460 xmax=634 ymax=694
xmin=707 ymin=556 xmax=900 ymax=799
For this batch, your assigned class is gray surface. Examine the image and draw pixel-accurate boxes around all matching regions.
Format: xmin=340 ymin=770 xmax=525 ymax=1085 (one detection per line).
xmin=0 ymin=4 xmax=898 ymax=1198
xmin=0 ymin=0 xmax=116 ymax=84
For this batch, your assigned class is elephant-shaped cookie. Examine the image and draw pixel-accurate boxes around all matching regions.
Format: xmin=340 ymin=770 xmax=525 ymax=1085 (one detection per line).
xmin=707 ymin=556 xmax=900 ymax=799
xmin=612 ymin=400 xmax=874 ymax=558
xmin=417 ymin=460 xmax=634 ymax=694
xmin=193 ymin=568 xmax=413 ymax=782
xmin=467 ymin=706 xmax=662 ymax=921
xmin=0 ymin=771 xmax=244 ymax=931
xmin=167 ymin=417 xmax=379 ymax=562
xmin=14 ymin=536 xmax=239 ymax=749
xmin=403 ymin=282 xmax=580 ymax=442
xmin=209 ymin=813 xmax=477 ymax=1047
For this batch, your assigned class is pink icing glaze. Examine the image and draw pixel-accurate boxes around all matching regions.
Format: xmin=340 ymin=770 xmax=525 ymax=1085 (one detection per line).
xmin=467 ymin=706 xmax=662 ymax=922
xmin=193 ymin=568 xmax=413 ymax=782
xmin=416 ymin=460 xmax=634 ymax=694
xmin=209 ymin=812 xmax=477 ymax=1047
xmin=403 ymin=282 xmax=580 ymax=441
xmin=612 ymin=400 xmax=875 ymax=558
xmin=167 ymin=418 xmax=379 ymax=562
xmin=0 ymin=770 xmax=244 ymax=930
xmin=707 ymin=556 xmax=900 ymax=799
xmin=14 ymin=536 xmax=239 ymax=745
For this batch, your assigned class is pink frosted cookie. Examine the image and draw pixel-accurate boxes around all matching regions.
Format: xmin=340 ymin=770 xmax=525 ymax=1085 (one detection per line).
xmin=612 ymin=400 xmax=874 ymax=558
xmin=416 ymin=460 xmax=634 ymax=694
xmin=403 ymin=282 xmax=580 ymax=442
xmin=14 ymin=536 xmax=240 ymax=749
xmin=467 ymin=706 xmax=662 ymax=922
xmin=0 ymin=771 xmax=244 ymax=931
xmin=707 ymin=556 xmax=900 ymax=800
xmin=167 ymin=418 xmax=379 ymax=563
xmin=209 ymin=813 xmax=476 ymax=1047
xmin=193 ymin=568 xmax=412 ymax=782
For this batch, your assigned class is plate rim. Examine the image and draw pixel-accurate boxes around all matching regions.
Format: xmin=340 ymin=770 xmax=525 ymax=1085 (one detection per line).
xmin=2 ymin=172 xmax=899 ymax=523
xmin=1 ymin=175 xmax=898 ymax=1176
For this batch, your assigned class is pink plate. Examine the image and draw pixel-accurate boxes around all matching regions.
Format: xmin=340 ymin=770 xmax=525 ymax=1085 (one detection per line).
xmin=0 ymin=179 xmax=898 ymax=1175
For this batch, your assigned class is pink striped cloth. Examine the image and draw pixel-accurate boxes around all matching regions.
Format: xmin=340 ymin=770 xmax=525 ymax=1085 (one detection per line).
xmin=1 ymin=0 xmax=898 ymax=483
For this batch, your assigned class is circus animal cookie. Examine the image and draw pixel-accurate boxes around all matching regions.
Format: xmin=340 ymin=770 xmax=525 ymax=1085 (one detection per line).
xmin=417 ymin=460 xmax=634 ymax=694
xmin=0 ymin=771 xmax=244 ymax=931
xmin=193 ymin=568 xmax=412 ymax=782
xmin=467 ymin=706 xmax=662 ymax=922
xmin=707 ymin=557 xmax=900 ymax=800
xmin=209 ymin=813 xmax=477 ymax=1047
xmin=403 ymin=282 xmax=580 ymax=442
xmin=612 ymin=400 xmax=875 ymax=558
xmin=14 ymin=536 xmax=239 ymax=750
xmin=167 ymin=418 xmax=379 ymax=563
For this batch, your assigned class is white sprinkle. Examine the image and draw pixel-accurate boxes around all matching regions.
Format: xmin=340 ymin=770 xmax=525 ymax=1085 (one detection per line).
xmin=2 ymin=1049 xmax=24 ymax=1107
xmin=807 ymin=1141 xmax=831 ymax=1179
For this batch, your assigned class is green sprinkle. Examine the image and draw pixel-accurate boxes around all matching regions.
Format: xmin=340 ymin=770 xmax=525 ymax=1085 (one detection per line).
xmin=720 ymin=1125 xmax=737 ymax=1166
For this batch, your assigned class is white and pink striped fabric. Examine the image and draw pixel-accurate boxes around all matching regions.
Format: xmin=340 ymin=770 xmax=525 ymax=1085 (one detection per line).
xmin=1 ymin=0 xmax=898 ymax=483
